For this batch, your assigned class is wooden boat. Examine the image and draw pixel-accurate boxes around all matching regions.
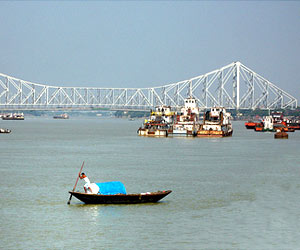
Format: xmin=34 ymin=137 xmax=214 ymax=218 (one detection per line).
xmin=274 ymin=131 xmax=288 ymax=139
xmin=69 ymin=190 xmax=172 ymax=204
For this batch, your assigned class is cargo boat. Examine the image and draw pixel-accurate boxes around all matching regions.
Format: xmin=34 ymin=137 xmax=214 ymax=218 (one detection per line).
xmin=196 ymin=107 xmax=233 ymax=137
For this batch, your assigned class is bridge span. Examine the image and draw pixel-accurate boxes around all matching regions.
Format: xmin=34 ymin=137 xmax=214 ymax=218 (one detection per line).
xmin=0 ymin=62 xmax=297 ymax=110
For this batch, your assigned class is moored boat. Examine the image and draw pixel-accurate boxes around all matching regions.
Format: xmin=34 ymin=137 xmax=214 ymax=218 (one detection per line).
xmin=286 ymin=122 xmax=300 ymax=130
xmin=196 ymin=107 xmax=233 ymax=137
xmin=170 ymin=96 xmax=200 ymax=136
xmin=274 ymin=131 xmax=288 ymax=139
xmin=254 ymin=116 xmax=295 ymax=132
xmin=245 ymin=121 xmax=260 ymax=129
xmin=138 ymin=122 xmax=169 ymax=137
xmin=273 ymin=123 xmax=295 ymax=132
xmin=137 ymin=106 xmax=174 ymax=137
xmin=0 ymin=128 xmax=11 ymax=133
xmin=53 ymin=113 xmax=69 ymax=119
xmin=254 ymin=116 xmax=275 ymax=132
xmin=284 ymin=119 xmax=300 ymax=130
xmin=2 ymin=113 xmax=24 ymax=120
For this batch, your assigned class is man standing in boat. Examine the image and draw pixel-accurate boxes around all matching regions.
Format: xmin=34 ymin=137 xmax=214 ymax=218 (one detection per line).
xmin=79 ymin=173 xmax=99 ymax=194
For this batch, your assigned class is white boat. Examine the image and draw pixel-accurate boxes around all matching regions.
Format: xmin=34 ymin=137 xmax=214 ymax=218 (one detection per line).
xmin=2 ymin=113 xmax=24 ymax=120
xmin=170 ymin=97 xmax=200 ymax=136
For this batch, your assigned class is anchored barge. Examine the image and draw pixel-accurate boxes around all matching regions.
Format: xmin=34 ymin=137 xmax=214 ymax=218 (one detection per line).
xmin=2 ymin=113 xmax=24 ymax=120
xmin=171 ymin=97 xmax=200 ymax=136
xmin=137 ymin=97 xmax=234 ymax=138
xmin=137 ymin=106 xmax=173 ymax=137
xmin=196 ymin=107 xmax=233 ymax=137
xmin=53 ymin=113 xmax=69 ymax=119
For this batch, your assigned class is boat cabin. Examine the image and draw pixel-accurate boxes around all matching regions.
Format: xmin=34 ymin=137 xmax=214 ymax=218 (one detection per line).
xmin=150 ymin=106 xmax=174 ymax=124
xmin=204 ymin=107 xmax=231 ymax=125
xmin=262 ymin=116 xmax=274 ymax=130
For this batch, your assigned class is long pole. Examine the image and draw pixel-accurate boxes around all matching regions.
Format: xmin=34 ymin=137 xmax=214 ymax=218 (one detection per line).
xmin=67 ymin=161 xmax=85 ymax=205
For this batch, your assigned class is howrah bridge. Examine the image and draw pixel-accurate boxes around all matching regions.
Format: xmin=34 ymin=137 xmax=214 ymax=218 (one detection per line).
xmin=0 ymin=61 xmax=297 ymax=110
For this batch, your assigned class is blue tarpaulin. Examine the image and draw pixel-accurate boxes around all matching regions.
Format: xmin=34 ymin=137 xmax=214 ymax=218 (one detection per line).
xmin=95 ymin=181 xmax=127 ymax=195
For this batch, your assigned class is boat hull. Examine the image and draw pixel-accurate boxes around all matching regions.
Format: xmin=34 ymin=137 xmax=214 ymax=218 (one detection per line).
xmin=138 ymin=129 xmax=168 ymax=137
xmin=69 ymin=190 xmax=172 ymax=204
xmin=245 ymin=122 xmax=260 ymax=129
xmin=170 ymin=129 xmax=188 ymax=136
xmin=0 ymin=128 xmax=11 ymax=133
xmin=2 ymin=117 xmax=24 ymax=120
xmin=255 ymin=127 xmax=275 ymax=132
xmin=274 ymin=131 xmax=288 ymax=139
xmin=196 ymin=130 xmax=233 ymax=137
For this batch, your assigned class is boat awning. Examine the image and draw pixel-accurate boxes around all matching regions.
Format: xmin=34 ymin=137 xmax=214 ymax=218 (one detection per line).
xmin=95 ymin=181 xmax=127 ymax=195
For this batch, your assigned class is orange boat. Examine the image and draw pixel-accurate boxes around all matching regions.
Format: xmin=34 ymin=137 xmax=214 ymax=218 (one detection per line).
xmin=245 ymin=121 xmax=260 ymax=129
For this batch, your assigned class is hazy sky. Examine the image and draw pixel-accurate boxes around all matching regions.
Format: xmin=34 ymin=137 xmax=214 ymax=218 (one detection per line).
xmin=1 ymin=1 xmax=299 ymax=103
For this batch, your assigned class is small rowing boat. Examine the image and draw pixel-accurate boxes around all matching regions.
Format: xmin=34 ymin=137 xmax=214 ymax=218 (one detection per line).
xmin=67 ymin=163 xmax=172 ymax=205
xmin=69 ymin=190 xmax=172 ymax=204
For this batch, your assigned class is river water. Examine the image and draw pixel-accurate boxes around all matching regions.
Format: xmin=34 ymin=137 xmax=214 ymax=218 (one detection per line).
xmin=1 ymin=117 xmax=300 ymax=249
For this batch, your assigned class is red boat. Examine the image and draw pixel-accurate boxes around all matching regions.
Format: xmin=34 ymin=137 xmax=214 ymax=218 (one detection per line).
xmin=287 ymin=124 xmax=300 ymax=130
xmin=245 ymin=121 xmax=260 ymax=129
xmin=273 ymin=123 xmax=295 ymax=132
xmin=284 ymin=121 xmax=300 ymax=130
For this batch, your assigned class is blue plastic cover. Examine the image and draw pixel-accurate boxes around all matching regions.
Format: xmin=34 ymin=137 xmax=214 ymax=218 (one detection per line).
xmin=95 ymin=181 xmax=127 ymax=195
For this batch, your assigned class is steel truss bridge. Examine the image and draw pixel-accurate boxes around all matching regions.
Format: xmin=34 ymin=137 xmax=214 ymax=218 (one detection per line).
xmin=0 ymin=61 xmax=297 ymax=110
